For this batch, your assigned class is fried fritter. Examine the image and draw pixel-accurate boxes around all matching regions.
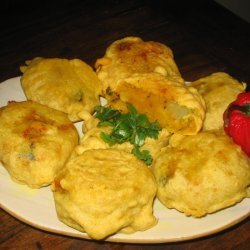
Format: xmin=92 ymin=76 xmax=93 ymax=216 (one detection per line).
xmin=20 ymin=57 xmax=101 ymax=122
xmin=152 ymin=130 xmax=250 ymax=217
xmin=190 ymin=72 xmax=246 ymax=130
xmin=52 ymin=149 xmax=157 ymax=240
xmin=95 ymin=36 xmax=184 ymax=96
xmin=0 ymin=101 xmax=78 ymax=188
xmin=108 ymin=73 xmax=206 ymax=135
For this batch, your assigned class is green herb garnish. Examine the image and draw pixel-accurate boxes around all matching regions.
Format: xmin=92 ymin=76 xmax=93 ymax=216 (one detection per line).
xmin=95 ymin=104 xmax=161 ymax=165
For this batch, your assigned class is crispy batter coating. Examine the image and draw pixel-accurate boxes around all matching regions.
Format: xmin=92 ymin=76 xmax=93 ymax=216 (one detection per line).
xmin=109 ymin=73 xmax=206 ymax=135
xmin=152 ymin=130 xmax=250 ymax=217
xmin=190 ymin=72 xmax=246 ymax=130
xmin=20 ymin=58 xmax=101 ymax=122
xmin=0 ymin=101 xmax=78 ymax=188
xmin=95 ymin=36 xmax=184 ymax=96
xmin=52 ymin=149 xmax=157 ymax=240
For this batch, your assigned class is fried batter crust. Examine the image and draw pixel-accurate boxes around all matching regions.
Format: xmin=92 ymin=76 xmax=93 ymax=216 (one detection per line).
xmin=152 ymin=130 xmax=250 ymax=217
xmin=52 ymin=149 xmax=157 ymax=239
xmin=191 ymin=72 xmax=246 ymax=130
xmin=95 ymin=36 xmax=184 ymax=96
xmin=0 ymin=101 xmax=78 ymax=188
xmin=109 ymin=73 xmax=206 ymax=135
xmin=21 ymin=58 xmax=101 ymax=122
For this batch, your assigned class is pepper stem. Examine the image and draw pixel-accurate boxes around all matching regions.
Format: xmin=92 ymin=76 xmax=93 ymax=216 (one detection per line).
xmin=229 ymin=103 xmax=250 ymax=116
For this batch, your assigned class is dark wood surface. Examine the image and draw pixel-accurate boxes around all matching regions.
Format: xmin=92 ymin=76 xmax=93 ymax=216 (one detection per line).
xmin=0 ymin=0 xmax=249 ymax=249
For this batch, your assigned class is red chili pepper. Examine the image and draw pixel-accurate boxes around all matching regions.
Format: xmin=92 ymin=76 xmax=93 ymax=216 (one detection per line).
xmin=223 ymin=92 xmax=250 ymax=156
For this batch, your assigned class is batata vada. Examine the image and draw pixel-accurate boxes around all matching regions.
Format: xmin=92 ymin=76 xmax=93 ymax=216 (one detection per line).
xmin=152 ymin=130 xmax=250 ymax=217
xmin=0 ymin=101 xmax=78 ymax=188
xmin=20 ymin=57 xmax=101 ymax=122
xmin=95 ymin=36 xmax=184 ymax=97
xmin=190 ymin=72 xmax=246 ymax=130
xmin=52 ymin=149 xmax=157 ymax=240
xmin=109 ymin=73 xmax=206 ymax=135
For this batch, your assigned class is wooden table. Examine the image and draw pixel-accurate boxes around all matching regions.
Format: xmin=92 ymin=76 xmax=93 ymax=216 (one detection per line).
xmin=1 ymin=0 xmax=249 ymax=249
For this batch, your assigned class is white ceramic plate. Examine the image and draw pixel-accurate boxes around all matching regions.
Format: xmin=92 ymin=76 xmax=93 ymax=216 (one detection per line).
xmin=0 ymin=77 xmax=249 ymax=243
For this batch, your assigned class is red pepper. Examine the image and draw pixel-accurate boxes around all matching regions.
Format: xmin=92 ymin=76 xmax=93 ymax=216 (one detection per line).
xmin=223 ymin=92 xmax=250 ymax=156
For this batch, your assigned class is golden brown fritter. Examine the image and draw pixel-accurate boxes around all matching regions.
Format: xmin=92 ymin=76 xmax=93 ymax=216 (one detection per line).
xmin=52 ymin=149 xmax=157 ymax=240
xmin=0 ymin=101 xmax=78 ymax=188
xmin=95 ymin=36 xmax=184 ymax=96
xmin=108 ymin=73 xmax=206 ymax=135
xmin=20 ymin=57 xmax=102 ymax=122
xmin=152 ymin=130 xmax=250 ymax=217
xmin=190 ymin=72 xmax=246 ymax=130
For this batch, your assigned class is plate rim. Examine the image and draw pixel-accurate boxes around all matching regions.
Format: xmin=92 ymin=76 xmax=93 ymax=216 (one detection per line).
xmin=1 ymin=200 xmax=249 ymax=244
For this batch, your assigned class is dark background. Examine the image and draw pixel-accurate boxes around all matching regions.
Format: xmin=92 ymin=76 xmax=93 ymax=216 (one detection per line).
xmin=0 ymin=0 xmax=250 ymax=91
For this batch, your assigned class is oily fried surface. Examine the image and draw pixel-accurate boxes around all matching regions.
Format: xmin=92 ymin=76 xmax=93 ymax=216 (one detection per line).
xmin=109 ymin=73 xmax=205 ymax=135
xmin=0 ymin=101 xmax=78 ymax=188
xmin=152 ymin=130 xmax=250 ymax=217
xmin=190 ymin=72 xmax=246 ymax=130
xmin=52 ymin=149 xmax=157 ymax=240
xmin=95 ymin=36 xmax=184 ymax=96
xmin=20 ymin=58 xmax=102 ymax=122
